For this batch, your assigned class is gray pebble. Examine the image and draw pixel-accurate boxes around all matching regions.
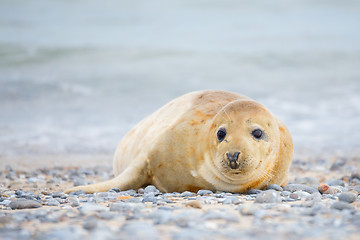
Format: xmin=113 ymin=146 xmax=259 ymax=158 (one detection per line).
xmin=281 ymin=191 xmax=291 ymax=197
xmin=67 ymin=196 xmax=80 ymax=207
xmin=47 ymin=199 xmax=60 ymax=206
xmin=83 ymin=217 xmax=98 ymax=231
xmin=69 ymin=190 xmax=86 ymax=196
xmin=222 ymin=196 xmax=242 ymax=205
xmin=254 ymin=190 xmax=281 ymax=203
xmin=0 ymin=199 xmax=11 ymax=207
xmin=197 ymin=190 xmax=213 ymax=196
xmin=283 ymin=184 xmax=317 ymax=194
xmin=9 ymin=199 xmax=42 ymax=210
xmin=338 ymin=192 xmax=357 ymax=203
xmin=306 ymin=192 xmax=322 ymax=202
xmin=331 ymin=201 xmax=355 ymax=211
xmin=266 ymin=184 xmax=283 ymax=191
xmin=143 ymin=197 xmax=159 ymax=203
xmin=51 ymin=192 xmax=63 ymax=198
xmin=144 ymin=185 xmax=161 ymax=195
xmin=97 ymin=211 xmax=115 ymax=220
xmin=73 ymin=178 xmax=87 ymax=187
xmin=289 ymin=193 xmax=299 ymax=200
xmin=79 ymin=203 xmax=108 ymax=214
xmin=180 ymin=191 xmax=195 ymax=197
xmin=247 ymin=189 xmax=262 ymax=194
xmin=293 ymin=191 xmax=311 ymax=199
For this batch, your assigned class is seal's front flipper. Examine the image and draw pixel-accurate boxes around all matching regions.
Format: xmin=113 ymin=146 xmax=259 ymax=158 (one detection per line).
xmin=64 ymin=166 xmax=149 ymax=194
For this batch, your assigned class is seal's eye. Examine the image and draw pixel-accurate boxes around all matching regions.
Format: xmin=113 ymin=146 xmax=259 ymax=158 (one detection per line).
xmin=217 ymin=128 xmax=227 ymax=142
xmin=252 ymin=129 xmax=263 ymax=139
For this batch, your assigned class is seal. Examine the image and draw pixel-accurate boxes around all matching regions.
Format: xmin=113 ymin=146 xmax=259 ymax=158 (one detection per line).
xmin=64 ymin=90 xmax=293 ymax=194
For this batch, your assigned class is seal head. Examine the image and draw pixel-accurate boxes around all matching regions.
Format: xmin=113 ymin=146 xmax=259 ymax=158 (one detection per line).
xmin=204 ymin=99 xmax=283 ymax=192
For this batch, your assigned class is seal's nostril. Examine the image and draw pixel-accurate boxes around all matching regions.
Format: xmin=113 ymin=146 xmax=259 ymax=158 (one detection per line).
xmin=226 ymin=152 xmax=240 ymax=161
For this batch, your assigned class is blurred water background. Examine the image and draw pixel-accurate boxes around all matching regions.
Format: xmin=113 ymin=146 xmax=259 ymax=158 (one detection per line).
xmin=1 ymin=0 xmax=360 ymax=168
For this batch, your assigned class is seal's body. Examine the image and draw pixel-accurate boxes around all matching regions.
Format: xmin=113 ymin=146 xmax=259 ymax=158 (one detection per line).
xmin=65 ymin=90 xmax=293 ymax=194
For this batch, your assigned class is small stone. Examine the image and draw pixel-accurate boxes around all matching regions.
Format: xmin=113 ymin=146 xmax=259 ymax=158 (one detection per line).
xmin=9 ymin=199 xmax=42 ymax=209
xmin=47 ymin=199 xmax=60 ymax=206
xmin=67 ymin=196 xmax=80 ymax=207
xmin=338 ymin=192 xmax=357 ymax=203
xmin=247 ymin=189 xmax=262 ymax=194
xmin=69 ymin=190 xmax=86 ymax=196
xmin=254 ymin=190 xmax=281 ymax=203
xmin=109 ymin=188 xmax=121 ymax=193
xmin=97 ymin=211 xmax=115 ymax=220
xmin=283 ymin=184 xmax=317 ymax=194
xmin=330 ymin=158 xmax=346 ymax=171
xmin=143 ymin=197 xmax=158 ymax=203
xmin=52 ymin=192 xmax=63 ymax=198
xmin=185 ymin=200 xmax=202 ymax=209
xmin=281 ymin=191 xmax=291 ymax=197
xmin=73 ymin=178 xmax=87 ymax=187
xmin=318 ymin=183 xmax=330 ymax=194
xmin=197 ymin=190 xmax=213 ymax=196
xmin=83 ymin=217 xmax=98 ymax=230
xmin=79 ymin=203 xmax=108 ymax=214
xmin=180 ymin=191 xmax=195 ymax=197
xmin=331 ymin=201 xmax=355 ymax=211
xmin=323 ymin=186 xmax=342 ymax=194
xmin=144 ymin=185 xmax=161 ymax=195
xmin=266 ymin=184 xmax=283 ymax=191
xmin=222 ymin=196 xmax=242 ymax=205
xmin=350 ymin=173 xmax=360 ymax=180
xmin=289 ymin=193 xmax=299 ymax=200
xmin=306 ymin=192 xmax=322 ymax=202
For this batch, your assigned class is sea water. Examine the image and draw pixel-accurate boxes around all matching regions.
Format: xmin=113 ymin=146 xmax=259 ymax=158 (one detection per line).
xmin=1 ymin=0 xmax=360 ymax=162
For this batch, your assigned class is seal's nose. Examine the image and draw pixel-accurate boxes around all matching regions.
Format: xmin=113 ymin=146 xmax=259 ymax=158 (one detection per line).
xmin=226 ymin=152 xmax=240 ymax=169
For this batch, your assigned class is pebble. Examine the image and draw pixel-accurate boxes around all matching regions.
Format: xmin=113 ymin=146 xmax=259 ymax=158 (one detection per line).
xmin=289 ymin=193 xmax=299 ymax=200
xmin=144 ymin=185 xmax=161 ymax=196
xmin=197 ymin=190 xmax=213 ymax=196
xmin=323 ymin=186 xmax=342 ymax=194
xmin=180 ymin=191 xmax=195 ymax=197
xmin=247 ymin=189 xmax=262 ymax=194
xmin=318 ymin=183 xmax=330 ymax=194
xmin=9 ymin=199 xmax=42 ymax=210
xmin=47 ymin=199 xmax=60 ymax=206
xmin=338 ymin=192 xmax=357 ymax=203
xmin=266 ymin=184 xmax=283 ymax=191
xmin=222 ymin=196 xmax=242 ymax=205
xmin=283 ymin=184 xmax=317 ymax=194
xmin=82 ymin=217 xmax=98 ymax=230
xmin=254 ymin=190 xmax=281 ymax=203
xmin=185 ymin=200 xmax=202 ymax=209
xmin=79 ymin=203 xmax=108 ymax=214
xmin=331 ymin=201 xmax=355 ymax=211
xmin=66 ymin=196 xmax=80 ymax=207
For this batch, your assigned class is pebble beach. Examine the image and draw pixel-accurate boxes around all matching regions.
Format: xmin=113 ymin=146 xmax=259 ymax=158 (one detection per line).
xmin=1 ymin=155 xmax=360 ymax=240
